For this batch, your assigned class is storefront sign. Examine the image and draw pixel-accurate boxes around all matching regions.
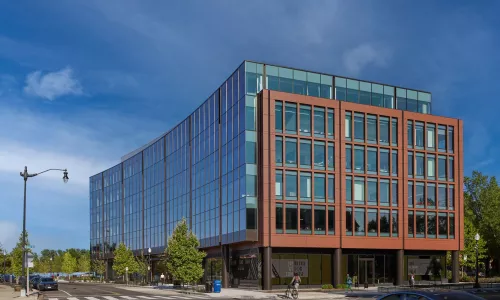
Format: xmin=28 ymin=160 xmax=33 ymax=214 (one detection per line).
xmin=271 ymin=259 xmax=308 ymax=278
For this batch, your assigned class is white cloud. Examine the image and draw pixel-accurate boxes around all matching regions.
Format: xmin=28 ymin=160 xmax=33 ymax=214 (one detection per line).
xmin=0 ymin=221 xmax=19 ymax=251
xmin=342 ymin=43 xmax=391 ymax=75
xmin=24 ymin=66 xmax=83 ymax=100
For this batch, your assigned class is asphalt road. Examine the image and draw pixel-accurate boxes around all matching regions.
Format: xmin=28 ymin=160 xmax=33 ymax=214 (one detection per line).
xmin=37 ymin=283 xmax=218 ymax=300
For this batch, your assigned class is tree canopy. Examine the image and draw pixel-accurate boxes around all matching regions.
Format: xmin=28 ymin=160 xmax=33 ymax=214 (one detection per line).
xmin=61 ymin=252 xmax=78 ymax=275
xmin=112 ymin=243 xmax=138 ymax=276
xmin=163 ymin=219 xmax=206 ymax=284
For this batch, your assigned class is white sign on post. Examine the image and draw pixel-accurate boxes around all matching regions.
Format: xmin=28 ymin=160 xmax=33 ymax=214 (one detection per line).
xmin=25 ymin=254 xmax=34 ymax=268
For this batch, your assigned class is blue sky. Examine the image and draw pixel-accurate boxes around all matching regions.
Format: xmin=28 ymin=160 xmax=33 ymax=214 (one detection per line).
xmin=0 ymin=1 xmax=499 ymax=252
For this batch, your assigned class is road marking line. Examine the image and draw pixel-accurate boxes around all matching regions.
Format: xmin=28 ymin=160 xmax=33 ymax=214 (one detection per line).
xmin=137 ymin=297 xmax=157 ymax=299
xmin=186 ymin=296 xmax=206 ymax=299
xmin=60 ymin=289 xmax=72 ymax=296
xmin=103 ymin=297 xmax=121 ymax=300
xmin=120 ymin=297 xmax=138 ymax=300
xmin=85 ymin=297 xmax=101 ymax=300
xmin=47 ymin=298 xmax=59 ymax=300
xmin=68 ymin=298 xmax=80 ymax=300
xmin=152 ymin=297 xmax=177 ymax=300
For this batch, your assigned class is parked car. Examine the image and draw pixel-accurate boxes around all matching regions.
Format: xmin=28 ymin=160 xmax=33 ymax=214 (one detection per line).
xmin=30 ymin=275 xmax=41 ymax=288
xmin=377 ymin=289 xmax=485 ymax=299
xmin=35 ymin=277 xmax=58 ymax=291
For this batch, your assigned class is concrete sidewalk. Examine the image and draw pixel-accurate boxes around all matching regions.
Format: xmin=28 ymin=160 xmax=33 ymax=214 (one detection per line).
xmin=0 ymin=284 xmax=38 ymax=300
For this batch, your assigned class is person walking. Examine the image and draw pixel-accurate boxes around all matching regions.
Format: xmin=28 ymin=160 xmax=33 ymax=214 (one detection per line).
xmin=346 ymin=273 xmax=353 ymax=292
xmin=160 ymin=273 xmax=165 ymax=286
xmin=409 ymin=273 xmax=415 ymax=288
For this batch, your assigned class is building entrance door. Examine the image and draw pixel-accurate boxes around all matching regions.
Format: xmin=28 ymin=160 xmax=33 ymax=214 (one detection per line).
xmin=358 ymin=258 xmax=375 ymax=286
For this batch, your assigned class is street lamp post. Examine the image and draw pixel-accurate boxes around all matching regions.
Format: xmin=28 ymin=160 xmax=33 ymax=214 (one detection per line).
xmin=50 ymin=257 xmax=53 ymax=278
xmin=148 ymin=247 xmax=152 ymax=284
xmin=474 ymin=233 xmax=481 ymax=289
xmin=463 ymin=255 xmax=467 ymax=279
xmin=3 ymin=250 xmax=6 ymax=275
xmin=20 ymin=166 xmax=68 ymax=297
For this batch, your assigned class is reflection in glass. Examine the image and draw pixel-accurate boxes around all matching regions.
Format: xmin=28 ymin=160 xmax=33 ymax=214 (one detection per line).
xmin=300 ymin=205 xmax=312 ymax=234
xmin=427 ymin=212 xmax=436 ymax=238
xmin=285 ymin=172 xmax=297 ymax=200
xmin=408 ymin=211 xmax=414 ymax=237
xmin=328 ymin=207 xmax=335 ymax=235
xmin=315 ymin=206 xmax=326 ymax=235
xmin=438 ymin=213 xmax=447 ymax=238
xmin=354 ymin=115 xmax=365 ymax=141
xmin=276 ymin=204 xmax=283 ymax=233
xmin=275 ymin=102 xmax=283 ymax=132
xmin=416 ymin=212 xmax=425 ymax=238
xmin=355 ymin=208 xmax=365 ymax=236
xmin=368 ymin=148 xmax=377 ymax=173
xmin=300 ymin=172 xmax=312 ymax=201
xmin=285 ymin=103 xmax=297 ymax=133
xmin=380 ymin=210 xmax=390 ymax=237
xmin=299 ymin=140 xmax=311 ymax=168
xmin=314 ymin=107 xmax=325 ymax=137
xmin=286 ymin=204 xmax=298 ymax=233
xmin=275 ymin=137 xmax=283 ymax=165
xmin=367 ymin=209 xmax=377 ymax=236
xmin=380 ymin=117 xmax=389 ymax=144
xmin=367 ymin=117 xmax=377 ymax=143
xmin=285 ymin=138 xmax=297 ymax=166
xmin=299 ymin=105 xmax=311 ymax=136
xmin=314 ymin=142 xmax=326 ymax=169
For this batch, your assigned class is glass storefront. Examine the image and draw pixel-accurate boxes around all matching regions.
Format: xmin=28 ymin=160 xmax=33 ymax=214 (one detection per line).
xmin=229 ymin=250 xmax=262 ymax=289
xmin=345 ymin=254 xmax=396 ymax=286
xmin=404 ymin=255 xmax=447 ymax=282
xmin=271 ymin=253 xmax=331 ymax=287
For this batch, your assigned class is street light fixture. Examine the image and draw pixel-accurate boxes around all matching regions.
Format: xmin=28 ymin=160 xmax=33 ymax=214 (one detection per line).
xmin=474 ymin=233 xmax=481 ymax=289
xmin=19 ymin=166 xmax=68 ymax=297
xmin=148 ymin=247 xmax=152 ymax=284
xmin=463 ymin=255 xmax=467 ymax=279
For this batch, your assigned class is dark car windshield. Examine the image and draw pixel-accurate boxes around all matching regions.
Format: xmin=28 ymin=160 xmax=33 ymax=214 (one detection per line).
xmin=40 ymin=278 xmax=54 ymax=282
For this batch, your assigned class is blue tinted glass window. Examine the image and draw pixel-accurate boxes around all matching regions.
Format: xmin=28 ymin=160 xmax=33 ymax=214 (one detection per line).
xmin=299 ymin=140 xmax=311 ymax=168
xmin=285 ymin=103 xmax=297 ymax=133
xmin=354 ymin=114 xmax=365 ymax=141
xmin=275 ymin=102 xmax=283 ymax=132
xmin=314 ymin=107 xmax=325 ymax=137
xmin=354 ymin=146 xmax=364 ymax=173
xmin=299 ymin=105 xmax=311 ymax=136
xmin=314 ymin=174 xmax=325 ymax=202
xmin=367 ymin=148 xmax=377 ymax=174
xmin=346 ymin=145 xmax=352 ymax=171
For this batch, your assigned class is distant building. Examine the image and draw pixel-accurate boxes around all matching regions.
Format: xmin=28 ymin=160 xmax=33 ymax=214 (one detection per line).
xmin=90 ymin=61 xmax=463 ymax=289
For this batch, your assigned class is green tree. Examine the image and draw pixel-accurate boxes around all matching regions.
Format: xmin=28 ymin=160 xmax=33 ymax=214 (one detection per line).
xmin=11 ymin=231 xmax=30 ymax=277
xmin=461 ymin=210 xmax=488 ymax=269
xmin=163 ymin=219 xmax=206 ymax=285
xmin=78 ymin=252 xmax=91 ymax=273
xmin=61 ymin=252 xmax=78 ymax=276
xmin=113 ymin=243 xmax=138 ymax=277
xmin=464 ymin=171 xmax=500 ymax=273
xmin=91 ymin=259 xmax=106 ymax=280
xmin=135 ymin=254 xmax=149 ymax=282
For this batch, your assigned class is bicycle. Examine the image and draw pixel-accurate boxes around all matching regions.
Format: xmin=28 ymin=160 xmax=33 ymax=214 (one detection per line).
xmin=285 ymin=284 xmax=298 ymax=299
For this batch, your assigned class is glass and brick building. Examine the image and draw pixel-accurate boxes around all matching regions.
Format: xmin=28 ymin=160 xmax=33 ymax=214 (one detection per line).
xmin=90 ymin=61 xmax=463 ymax=289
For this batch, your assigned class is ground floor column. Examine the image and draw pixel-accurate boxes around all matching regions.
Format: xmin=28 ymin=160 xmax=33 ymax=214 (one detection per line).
xmin=396 ymin=250 xmax=404 ymax=286
xmin=221 ymin=246 xmax=230 ymax=288
xmin=451 ymin=250 xmax=460 ymax=283
xmin=333 ymin=248 xmax=342 ymax=287
xmin=262 ymin=247 xmax=272 ymax=290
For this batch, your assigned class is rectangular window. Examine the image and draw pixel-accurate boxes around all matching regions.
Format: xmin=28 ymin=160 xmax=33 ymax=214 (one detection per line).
xmin=367 ymin=147 xmax=377 ymax=174
xmin=285 ymin=171 xmax=297 ymax=200
xmin=300 ymin=205 xmax=312 ymax=234
xmin=438 ymin=184 xmax=447 ymax=209
xmin=285 ymin=204 xmax=298 ymax=234
xmin=346 ymin=79 xmax=359 ymax=103
xmin=416 ymin=153 xmax=424 ymax=178
xmin=346 ymin=176 xmax=352 ymax=204
xmin=416 ymin=211 xmax=425 ymax=238
xmin=367 ymin=209 xmax=378 ymax=236
xmin=354 ymin=177 xmax=365 ymax=205
xmin=299 ymin=105 xmax=311 ymax=136
xmin=415 ymin=122 xmax=424 ymax=148
xmin=368 ymin=179 xmax=378 ymax=206
xmin=438 ymin=156 xmax=446 ymax=180
xmin=314 ymin=141 xmax=326 ymax=170
xmin=448 ymin=126 xmax=454 ymax=153
xmin=380 ymin=209 xmax=390 ymax=237
xmin=327 ymin=108 xmax=334 ymax=137
xmin=346 ymin=144 xmax=352 ymax=171
xmin=360 ymin=81 xmax=371 ymax=104
xmin=355 ymin=208 xmax=365 ymax=236
xmin=391 ymin=118 xmax=398 ymax=146
xmin=407 ymin=121 xmax=413 ymax=148
xmin=438 ymin=125 xmax=446 ymax=151
xmin=285 ymin=102 xmax=297 ymax=133
xmin=328 ymin=207 xmax=335 ymax=235
xmin=300 ymin=172 xmax=312 ymax=202
xmin=276 ymin=171 xmax=283 ymax=199
xmin=380 ymin=149 xmax=389 ymax=175
xmin=438 ymin=212 xmax=447 ymax=238
xmin=299 ymin=139 xmax=312 ymax=168
xmin=392 ymin=180 xmax=398 ymax=207
xmin=345 ymin=112 xmax=352 ymax=140
xmin=427 ymin=154 xmax=435 ymax=179
xmin=427 ymin=183 xmax=436 ymax=208
xmin=354 ymin=113 xmax=365 ymax=141
xmin=354 ymin=146 xmax=365 ymax=173
xmin=449 ymin=213 xmax=455 ymax=238
xmin=426 ymin=123 xmax=435 ymax=149
xmin=391 ymin=150 xmax=398 ymax=176
xmin=328 ymin=175 xmax=334 ymax=203
xmin=315 ymin=206 xmax=326 ymax=235
xmin=275 ymin=101 xmax=283 ymax=132
xmin=448 ymin=157 xmax=454 ymax=181
xmin=416 ymin=183 xmax=425 ymax=208
xmin=380 ymin=117 xmax=389 ymax=144
xmin=314 ymin=174 xmax=326 ymax=202
xmin=367 ymin=115 xmax=377 ymax=144
xmin=275 ymin=137 xmax=283 ymax=166
xmin=380 ymin=179 xmax=390 ymax=206
xmin=408 ymin=152 xmax=414 ymax=177
xmin=276 ymin=203 xmax=283 ymax=233
xmin=449 ymin=185 xmax=455 ymax=209
xmin=314 ymin=107 xmax=325 ymax=137
xmin=285 ymin=138 xmax=297 ymax=167
xmin=328 ymin=142 xmax=334 ymax=170
xmin=392 ymin=210 xmax=398 ymax=237
xmin=408 ymin=211 xmax=414 ymax=237
xmin=408 ymin=182 xmax=414 ymax=207
xmin=346 ymin=207 xmax=353 ymax=235
xmin=427 ymin=212 xmax=436 ymax=238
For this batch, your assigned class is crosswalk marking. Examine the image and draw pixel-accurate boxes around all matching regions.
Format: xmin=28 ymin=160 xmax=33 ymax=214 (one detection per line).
xmin=120 ymin=297 xmax=137 ymax=300
xmin=102 ymin=297 xmax=121 ymax=300
xmin=85 ymin=297 xmax=101 ymax=300
xmin=137 ymin=297 xmax=157 ymax=299
xmin=69 ymin=298 xmax=80 ymax=300
xmin=45 ymin=296 xmax=206 ymax=300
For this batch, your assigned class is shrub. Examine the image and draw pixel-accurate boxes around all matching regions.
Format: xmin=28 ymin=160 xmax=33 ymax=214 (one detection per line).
xmin=336 ymin=284 xmax=347 ymax=289
xmin=321 ymin=284 xmax=334 ymax=289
